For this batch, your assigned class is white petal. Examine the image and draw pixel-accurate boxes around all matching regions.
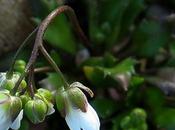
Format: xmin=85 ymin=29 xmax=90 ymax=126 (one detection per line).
xmin=10 ymin=110 xmax=23 ymax=130
xmin=0 ymin=105 xmax=11 ymax=130
xmin=0 ymin=73 xmax=6 ymax=87
xmin=65 ymin=108 xmax=81 ymax=130
xmin=47 ymin=103 xmax=55 ymax=115
xmin=65 ymin=103 xmax=100 ymax=130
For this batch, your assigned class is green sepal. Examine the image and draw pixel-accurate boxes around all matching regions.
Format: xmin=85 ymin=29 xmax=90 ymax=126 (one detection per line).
xmin=10 ymin=96 xmax=22 ymax=122
xmin=67 ymin=87 xmax=88 ymax=112
xmin=55 ymin=88 xmax=66 ymax=117
xmin=24 ymin=98 xmax=47 ymax=124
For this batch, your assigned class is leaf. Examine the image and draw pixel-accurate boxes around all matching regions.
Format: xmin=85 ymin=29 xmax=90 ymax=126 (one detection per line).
xmin=50 ymin=50 xmax=62 ymax=66
xmin=44 ymin=15 xmax=77 ymax=54
xmin=155 ymin=108 xmax=175 ymax=130
xmin=92 ymin=98 xmax=118 ymax=118
xmin=83 ymin=58 xmax=136 ymax=89
xmin=144 ymin=87 xmax=165 ymax=111
xmin=119 ymin=0 xmax=145 ymax=37
xmin=83 ymin=66 xmax=117 ymax=88
xmin=46 ymin=72 xmax=64 ymax=89
xmin=81 ymin=53 xmax=118 ymax=68
xmin=133 ymin=20 xmax=170 ymax=57
xmin=103 ymin=58 xmax=136 ymax=75
xmin=88 ymin=0 xmax=131 ymax=46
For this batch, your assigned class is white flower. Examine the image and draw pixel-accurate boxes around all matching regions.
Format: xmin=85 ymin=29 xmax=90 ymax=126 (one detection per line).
xmin=8 ymin=110 xmax=23 ymax=130
xmin=65 ymin=102 xmax=100 ymax=130
xmin=0 ymin=91 xmax=23 ymax=130
xmin=0 ymin=73 xmax=6 ymax=86
xmin=56 ymin=82 xmax=100 ymax=130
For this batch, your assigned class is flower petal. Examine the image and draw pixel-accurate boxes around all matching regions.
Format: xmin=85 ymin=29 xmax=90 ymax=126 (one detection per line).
xmin=10 ymin=110 xmax=23 ymax=130
xmin=0 ymin=105 xmax=11 ymax=130
xmin=65 ymin=103 xmax=100 ymax=130
xmin=65 ymin=108 xmax=81 ymax=130
xmin=79 ymin=103 xmax=100 ymax=130
xmin=0 ymin=73 xmax=6 ymax=87
xmin=47 ymin=103 xmax=55 ymax=115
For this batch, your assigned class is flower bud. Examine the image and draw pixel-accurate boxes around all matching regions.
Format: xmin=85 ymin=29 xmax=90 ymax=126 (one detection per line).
xmin=37 ymin=88 xmax=53 ymax=102
xmin=14 ymin=60 xmax=26 ymax=73
xmin=56 ymin=82 xmax=100 ymax=130
xmin=35 ymin=89 xmax=55 ymax=116
xmin=0 ymin=91 xmax=23 ymax=130
xmin=20 ymin=94 xmax=31 ymax=107
xmin=24 ymin=98 xmax=48 ymax=124
xmin=56 ymin=88 xmax=66 ymax=117
xmin=130 ymin=108 xmax=147 ymax=123
xmin=67 ymin=87 xmax=88 ymax=112
xmin=10 ymin=96 xmax=23 ymax=120
xmin=0 ymin=72 xmax=27 ymax=91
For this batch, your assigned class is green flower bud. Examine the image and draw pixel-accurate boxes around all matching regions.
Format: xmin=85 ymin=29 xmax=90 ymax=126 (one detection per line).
xmin=10 ymin=96 xmax=23 ymax=120
xmin=56 ymin=82 xmax=94 ymax=117
xmin=24 ymin=98 xmax=47 ymax=124
xmin=37 ymin=88 xmax=53 ymax=102
xmin=0 ymin=72 xmax=27 ymax=91
xmin=14 ymin=60 xmax=26 ymax=73
xmin=3 ymin=80 xmax=14 ymax=90
xmin=130 ymin=108 xmax=147 ymax=124
xmin=35 ymin=93 xmax=55 ymax=116
xmin=0 ymin=91 xmax=23 ymax=130
xmin=20 ymin=94 xmax=31 ymax=107
xmin=67 ymin=87 xmax=88 ymax=112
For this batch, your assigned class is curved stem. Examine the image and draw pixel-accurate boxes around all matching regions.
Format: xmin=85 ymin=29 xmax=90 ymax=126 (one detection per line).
xmin=25 ymin=5 xmax=91 ymax=72
xmin=12 ymin=5 xmax=89 ymax=94
xmin=6 ymin=27 xmax=38 ymax=79
xmin=39 ymin=44 xmax=69 ymax=88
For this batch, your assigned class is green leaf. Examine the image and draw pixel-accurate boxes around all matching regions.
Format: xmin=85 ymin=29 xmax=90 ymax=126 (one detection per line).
xmin=133 ymin=20 xmax=170 ymax=57
xmin=92 ymin=98 xmax=118 ymax=118
xmin=88 ymin=0 xmax=131 ymax=46
xmin=44 ymin=14 xmax=77 ymax=54
xmin=83 ymin=58 xmax=136 ymax=89
xmin=155 ymin=108 xmax=175 ymax=130
xmin=47 ymin=72 xmax=64 ymax=89
xmin=81 ymin=53 xmax=118 ymax=68
xmin=83 ymin=66 xmax=116 ymax=88
xmin=144 ymin=87 xmax=165 ymax=111
xmin=119 ymin=0 xmax=145 ymax=37
xmin=103 ymin=58 xmax=136 ymax=75
xmin=50 ymin=50 xmax=62 ymax=66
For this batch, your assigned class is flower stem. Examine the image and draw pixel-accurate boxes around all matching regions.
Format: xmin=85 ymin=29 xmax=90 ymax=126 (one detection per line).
xmin=11 ymin=71 xmax=28 ymax=95
xmin=12 ymin=5 xmax=89 ymax=94
xmin=6 ymin=27 xmax=38 ymax=79
xmin=39 ymin=44 xmax=69 ymax=88
xmin=28 ymin=66 xmax=35 ymax=98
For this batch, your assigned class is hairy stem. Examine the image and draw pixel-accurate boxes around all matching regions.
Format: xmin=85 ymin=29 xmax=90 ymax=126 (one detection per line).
xmin=12 ymin=5 xmax=89 ymax=94
xmin=39 ymin=44 xmax=69 ymax=88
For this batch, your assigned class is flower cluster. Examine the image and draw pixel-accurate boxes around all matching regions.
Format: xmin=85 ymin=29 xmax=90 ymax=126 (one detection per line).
xmin=0 ymin=71 xmax=100 ymax=130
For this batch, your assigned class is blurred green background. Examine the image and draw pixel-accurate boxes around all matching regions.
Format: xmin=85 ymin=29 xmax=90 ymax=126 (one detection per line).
xmin=1 ymin=0 xmax=175 ymax=130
